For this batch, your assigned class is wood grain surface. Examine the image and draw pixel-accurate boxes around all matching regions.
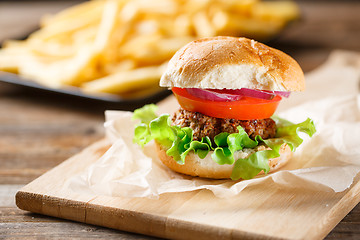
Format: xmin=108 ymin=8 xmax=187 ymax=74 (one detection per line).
xmin=14 ymin=137 xmax=360 ymax=240
xmin=1 ymin=1 xmax=360 ymax=239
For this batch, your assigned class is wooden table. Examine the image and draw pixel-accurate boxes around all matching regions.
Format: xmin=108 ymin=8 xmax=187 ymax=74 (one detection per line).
xmin=1 ymin=1 xmax=359 ymax=239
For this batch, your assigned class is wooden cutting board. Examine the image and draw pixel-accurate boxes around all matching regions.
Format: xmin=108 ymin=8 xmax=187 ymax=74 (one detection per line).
xmin=16 ymin=137 xmax=360 ymax=240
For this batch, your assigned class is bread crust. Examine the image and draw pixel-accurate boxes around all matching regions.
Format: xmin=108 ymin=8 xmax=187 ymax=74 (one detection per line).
xmin=160 ymin=36 xmax=304 ymax=92
xmin=155 ymin=142 xmax=292 ymax=179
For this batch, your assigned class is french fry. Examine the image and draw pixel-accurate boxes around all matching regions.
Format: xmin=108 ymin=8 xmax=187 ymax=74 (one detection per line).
xmin=173 ymin=14 xmax=193 ymax=37
xmin=252 ymin=1 xmax=300 ymax=21
xmin=93 ymin=0 xmax=119 ymax=52
xmin=17 ymin=44 xmax=101 ymax=87
xmin=82 ymin=65 xmax=166 ymax=94
xmin=0 ymin=41 xmax=30 ymax=72
xmin=31 ymin=11 xmax=102 ymax=42
xmin=40 ymin=0 xmax=105 ymax=27
xmin=103 ymin=60 xmax=136 ymax=75
xmin=119 ymin=35 xmax=194 ymax=66
xmin=213 ymin=12 xmax=285 ymax=40
xmin=193 ymin=11 xmax=216 ymax=38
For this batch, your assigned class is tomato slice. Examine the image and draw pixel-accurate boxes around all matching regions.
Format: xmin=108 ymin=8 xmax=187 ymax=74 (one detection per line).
xmin=172 ymin=87 xmax=282 ymax=120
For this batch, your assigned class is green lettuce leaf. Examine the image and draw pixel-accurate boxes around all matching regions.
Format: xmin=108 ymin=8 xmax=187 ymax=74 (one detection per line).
xmin=133 ymin=105 xmax=316 ymax=180
xmin=231 ymin=149 xmax=276 ymax=180
xmin=227 ymin=127 xmax=258 ymax=153
xmin=132 ymin=104 xmax=158 ymax=124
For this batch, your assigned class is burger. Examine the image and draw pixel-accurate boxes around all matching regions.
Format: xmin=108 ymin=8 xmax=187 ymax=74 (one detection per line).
xmin=133 ymin=36 xmax=315 ymax=180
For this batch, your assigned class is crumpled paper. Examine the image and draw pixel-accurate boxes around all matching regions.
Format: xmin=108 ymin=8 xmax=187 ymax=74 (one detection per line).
xmin=68 ymin=50 xmax=360 ymax=198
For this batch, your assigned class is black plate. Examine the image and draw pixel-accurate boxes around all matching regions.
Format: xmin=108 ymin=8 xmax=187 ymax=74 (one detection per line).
xmin=0 ymin=71 xmax=171 ymax=108
xmin=0 ymin=29 xmax=171 ymax=110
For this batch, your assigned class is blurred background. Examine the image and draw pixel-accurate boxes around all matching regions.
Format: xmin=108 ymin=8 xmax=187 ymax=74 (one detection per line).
xmin=1 ymin=0 xmax=359 ymax=111
xmin=1 ymin=1 xmax=360 ymax=239
xmin=2 ymin=0 xmax=359 ymax=69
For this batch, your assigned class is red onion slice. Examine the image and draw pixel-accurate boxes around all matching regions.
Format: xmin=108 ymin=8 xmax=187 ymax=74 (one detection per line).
xmin=273 ymin=91 xmax=291 ymax=98
xmin=186 ymin=88 xmax=242 ymax=102
xmin=225 ymin=88 xmax=276 ymax=100
xmin=186 ymin=88 xmax=290 ymax=102
xmin=224 ymin=89 xmax=291 ymax=98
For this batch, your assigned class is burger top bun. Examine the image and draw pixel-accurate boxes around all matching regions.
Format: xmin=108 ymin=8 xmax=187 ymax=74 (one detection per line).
xmin=160 ymin=36 xmax=305 ymax=92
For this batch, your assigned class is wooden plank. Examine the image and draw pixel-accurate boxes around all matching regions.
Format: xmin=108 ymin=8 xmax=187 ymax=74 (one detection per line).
xmin=15 ymin=139 xmax=360 ymax=240
xmin=3 ymin=205 xmax=357 ymax=239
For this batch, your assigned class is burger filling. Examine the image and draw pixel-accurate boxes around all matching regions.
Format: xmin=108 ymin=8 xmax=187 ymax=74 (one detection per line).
xmin=132 ymin=104 xmax=316 ymax=180
xmin=172 ymin=108 xmax=276 ymax=142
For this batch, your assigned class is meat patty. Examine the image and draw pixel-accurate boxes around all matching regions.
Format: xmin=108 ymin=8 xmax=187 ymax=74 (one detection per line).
xmin=172 ymin=108 xmax=276 ymax=141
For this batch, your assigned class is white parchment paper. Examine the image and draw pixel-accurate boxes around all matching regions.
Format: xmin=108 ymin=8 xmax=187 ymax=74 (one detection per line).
xmin=68 ymin=50 xmax=360 ymax=198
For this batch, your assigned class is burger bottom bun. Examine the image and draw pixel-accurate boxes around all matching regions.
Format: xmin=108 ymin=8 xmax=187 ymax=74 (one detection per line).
xmin=155 ymin=142 xmax=292 ymax=179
